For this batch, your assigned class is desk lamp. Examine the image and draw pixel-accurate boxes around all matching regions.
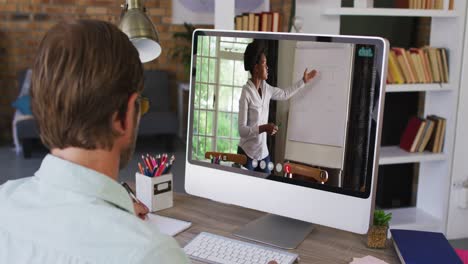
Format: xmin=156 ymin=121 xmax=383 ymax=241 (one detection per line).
xmin=119 ymin=0 xmax=161 ymax=63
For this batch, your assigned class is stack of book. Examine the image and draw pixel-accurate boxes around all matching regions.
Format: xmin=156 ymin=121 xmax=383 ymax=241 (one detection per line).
xmin=387 ymin=47 xmax=449 ymax=84
xmin=399 ymin=115 xmax=446 ymax=153
xmin=395 ymin=0 xmax=454 ymax=9
xmin=234 ymin=12 xmax=282 ymax=32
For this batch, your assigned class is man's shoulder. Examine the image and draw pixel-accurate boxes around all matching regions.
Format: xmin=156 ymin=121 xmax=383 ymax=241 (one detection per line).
xmin=0 ymin=176 xmax=35 ymax=199
xmin=0 ymin=185 xmax=186 ymax=263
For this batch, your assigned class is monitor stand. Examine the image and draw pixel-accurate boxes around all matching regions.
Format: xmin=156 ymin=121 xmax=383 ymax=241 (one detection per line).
xmin=233 ymin=214 xmax=314 ymax=249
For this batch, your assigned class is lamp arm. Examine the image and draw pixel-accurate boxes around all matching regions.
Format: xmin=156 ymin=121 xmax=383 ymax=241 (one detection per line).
xmin=127 ymin=0 xmax=143 ymax=10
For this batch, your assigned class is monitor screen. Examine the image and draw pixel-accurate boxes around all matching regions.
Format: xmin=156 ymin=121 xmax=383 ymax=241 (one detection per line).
xmin=185 ymin=30 xmax=388 ymax=235
xmin=187 ymin=30 xmax=386 ymax=199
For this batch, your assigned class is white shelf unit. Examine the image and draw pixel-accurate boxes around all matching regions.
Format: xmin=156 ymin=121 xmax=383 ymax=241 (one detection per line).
xmin=295 ymin=0 xmax=467 ymax=237
xmin=385 ymin=83 xmax=450 ymax=92
xmin=379 ymin=146 xmax=447 ymax=165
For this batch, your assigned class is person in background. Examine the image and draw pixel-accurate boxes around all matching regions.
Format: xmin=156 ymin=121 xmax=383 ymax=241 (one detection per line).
xmin=0 ymin=20 xmax=189 ymax=264
xmin=238 ymin=40 xmax=318 ymax=173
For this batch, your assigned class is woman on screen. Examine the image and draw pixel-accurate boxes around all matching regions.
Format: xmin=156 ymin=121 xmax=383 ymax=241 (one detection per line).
xmin=237 ymin=40 xmax=318 ymax=173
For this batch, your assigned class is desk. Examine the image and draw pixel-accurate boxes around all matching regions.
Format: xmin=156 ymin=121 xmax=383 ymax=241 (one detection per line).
xmin=157 ymin=193 xmax=400 ymax=264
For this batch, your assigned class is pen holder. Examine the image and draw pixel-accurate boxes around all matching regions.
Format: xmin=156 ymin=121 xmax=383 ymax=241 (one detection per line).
xmin=135 ymin=172 xmax=173 ymax=212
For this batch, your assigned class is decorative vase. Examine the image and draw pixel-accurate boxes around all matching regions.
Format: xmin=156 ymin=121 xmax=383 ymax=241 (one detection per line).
xmin=367 ymin=225 xmax=388 ymax=249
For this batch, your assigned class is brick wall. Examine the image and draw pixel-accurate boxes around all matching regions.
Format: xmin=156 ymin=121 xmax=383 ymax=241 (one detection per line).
xmin=0 ymin=0 xmax=291 ymax=143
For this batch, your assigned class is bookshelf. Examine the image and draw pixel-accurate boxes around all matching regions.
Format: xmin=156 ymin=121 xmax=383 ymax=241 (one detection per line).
xmin=214 ymin=0 xmax=467 ymax=238
xmin=293 ymin=0 xmax=466 ymax=237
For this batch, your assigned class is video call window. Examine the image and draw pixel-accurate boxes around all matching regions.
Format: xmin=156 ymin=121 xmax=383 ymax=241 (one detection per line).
xmin=189 ymin=33 xmax=382 ymax=198
xmin=192 ymin=37 xmax=251 ymax=160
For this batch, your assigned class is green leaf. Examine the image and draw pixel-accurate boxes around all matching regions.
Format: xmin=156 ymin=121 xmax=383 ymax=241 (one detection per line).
xmin=373 ymin=210 xmax=392 ymax=226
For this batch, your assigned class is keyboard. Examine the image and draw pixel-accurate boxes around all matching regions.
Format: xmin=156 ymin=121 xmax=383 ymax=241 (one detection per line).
xmin=183 ymin=232 xmax=299 ymax=264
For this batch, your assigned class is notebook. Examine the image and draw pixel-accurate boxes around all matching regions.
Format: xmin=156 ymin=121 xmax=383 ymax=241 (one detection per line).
xmin=391 ymin=229 xmax=462 ymax=264
xmin=145 ymin=214 xmax=192 ymax=237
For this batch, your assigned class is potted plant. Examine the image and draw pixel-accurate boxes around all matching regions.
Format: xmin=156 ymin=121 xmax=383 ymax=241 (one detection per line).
xmin=171 ymin=22 xmax=196 ymax=81
xmin=367 ymin=210 xmax=392 ymax=249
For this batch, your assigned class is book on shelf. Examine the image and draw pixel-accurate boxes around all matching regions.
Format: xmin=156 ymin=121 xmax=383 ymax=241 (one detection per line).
xmin=427 ymin=115 xmax=446 ymax=153
xmin=387 ymin=47 xmax=449 ymax=85
xmin=234 ymin=11 xmax=281 ymax=32
xmin=405 ymin=49 xmax=420 ymax=83
xmin=242 ymin=14 xmax=249 ymax=30
xmin=271 ymin=12 xmax=280 ymax=32
xmin=400 ymin=115 xmax=446 ymax=153
xmin=260 ymin=12 xmax=270 ymax=31
xmin=417 ymin=118 xmax=435 ymax=152
xmin=449 ymin=0 xmax=454 ymax=10
xmin=421 ymin=49 xmax=434 ymax=82
xmin=400 ymin=117 xmax=424 ymax=152
xmin=441 ymin=48 xmax=450 ymax=82
xmin=395 ymin=0 xmax=454 ymax=10
xmin=390 ymin=229 xmax=462 ymax=264
xmin=410 ymin=119 xmax=427 ymax=152
xmin=425 ymin=47 xmax=441 ymax=82
xmin=408 ymin=49 xmax=425 ymax=83
xmin=426 ymin=0 xmax=433 ymax=9
xmin=254 ymin=14 xmax=259 ymax=32
xmin=405 ymin=0 xmax=444 ymax=9
xmin=391 ymin=47 xmax=415 ymax=84
xmin=235 ymin=16 xmax=242 ymax=31
xmin=248 ymin=13 xmax=255 ymax=31
xmin=395 ymin=0 xmax=409 ymax=8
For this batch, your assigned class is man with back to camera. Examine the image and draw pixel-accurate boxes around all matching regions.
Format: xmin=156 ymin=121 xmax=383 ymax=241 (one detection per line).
xmin=0 ymin=20 xmax=189 ymax=263
xmin=238 ymin=40 xmax=318 ymax=173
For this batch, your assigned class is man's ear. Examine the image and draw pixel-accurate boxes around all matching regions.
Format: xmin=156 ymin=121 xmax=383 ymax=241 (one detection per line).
xmin=112 ymin=92 xmax=139 ymax=136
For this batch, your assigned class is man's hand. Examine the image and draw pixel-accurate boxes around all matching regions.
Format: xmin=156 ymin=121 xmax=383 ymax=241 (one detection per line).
xmin=133 ymin=201 xmax=149 ymax=220
xmin=260 ymin=123 xmax=278 ymax=136
xmin=303 ymin=68 xmax=318 ymax=84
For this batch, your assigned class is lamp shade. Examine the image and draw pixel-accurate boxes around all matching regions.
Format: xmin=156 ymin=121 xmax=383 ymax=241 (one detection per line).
xmin=119 ymin=5 xmax=161 ymax=63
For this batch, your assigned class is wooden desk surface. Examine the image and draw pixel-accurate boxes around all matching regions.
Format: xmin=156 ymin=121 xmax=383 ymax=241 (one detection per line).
xmin=157 ymin=193 xmax=400 ymax=264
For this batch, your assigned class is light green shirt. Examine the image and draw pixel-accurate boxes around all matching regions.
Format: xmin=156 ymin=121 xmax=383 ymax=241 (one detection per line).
xmin=0 ymin=154 xmax=189 ymax=264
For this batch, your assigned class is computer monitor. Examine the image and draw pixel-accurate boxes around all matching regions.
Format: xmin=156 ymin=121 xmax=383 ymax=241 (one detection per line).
xmin=185 ymin=29 xmax=388 ymax=249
